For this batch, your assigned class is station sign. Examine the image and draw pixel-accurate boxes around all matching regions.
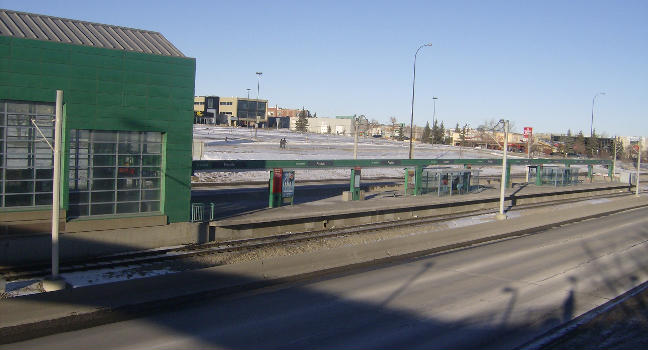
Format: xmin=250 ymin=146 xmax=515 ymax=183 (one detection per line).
xmin=523 ymin=127 xmax=533 ymax=141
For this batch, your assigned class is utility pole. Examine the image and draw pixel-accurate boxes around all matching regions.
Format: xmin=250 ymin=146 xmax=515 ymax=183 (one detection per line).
xmin=496 ymin=119 xmax=509 ymax=220
xmin=612 ymin=136 xmax=617 ymax=182
xmin=353 ymin=115 xmax=359 ymax=159
xmin=43 ymin=90 xmax=67 ymax=291
xmin=637 ymin=139 xmax=642 ymax=197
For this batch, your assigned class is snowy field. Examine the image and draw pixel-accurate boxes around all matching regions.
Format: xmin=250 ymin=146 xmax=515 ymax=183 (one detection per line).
xmin=192 ymin=126 xmax=617 ymax=183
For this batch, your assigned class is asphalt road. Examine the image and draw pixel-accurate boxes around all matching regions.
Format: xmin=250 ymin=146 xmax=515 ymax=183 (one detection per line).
xmin=6 ymin=207 xmax=648 ymax=349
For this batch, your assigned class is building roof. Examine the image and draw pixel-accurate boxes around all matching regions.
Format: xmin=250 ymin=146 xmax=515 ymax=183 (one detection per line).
xmin=0 ymin=9 xmax=185 ymax=57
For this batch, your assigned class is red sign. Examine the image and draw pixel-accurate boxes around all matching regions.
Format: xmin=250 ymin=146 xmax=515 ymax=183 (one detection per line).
xmin=272 ymin=168 xmax=283 ymax=193
xmin=523 ymin=127 xmax=533 ymax=139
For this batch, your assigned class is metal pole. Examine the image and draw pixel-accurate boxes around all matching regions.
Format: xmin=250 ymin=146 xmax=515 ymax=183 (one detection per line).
xmin=612 ymin=136 xmax=617 ymax=181
xmin=526 ymin=134 xmax=531 ymax=182
xmin=255 ymin=72 xmax=262 ymax=128
xmin=409 ymin=43 xmax=432 ymax=159
xmin=496 ymin=120 xmax=508 ymax=220
xmin=637 ymin=139 xmax=642 ymax=197
xmin=590 ymin=92 xmax=605 ymax=155
xmin=353 ymin=115 xmax=359 ymax=159
xmin=246 ymin=88 xmax=250 ymax=99
xmin=52 ymin=90 xmax=63 ymax=278
xmin=432 ymin=97 xmax=437 ymax=126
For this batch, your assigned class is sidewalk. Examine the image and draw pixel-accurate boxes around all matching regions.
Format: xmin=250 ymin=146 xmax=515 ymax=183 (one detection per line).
xmin=1 ymin=191 xmax=647 ymax=344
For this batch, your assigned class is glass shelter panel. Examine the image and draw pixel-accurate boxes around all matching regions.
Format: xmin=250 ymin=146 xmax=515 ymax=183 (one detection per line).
xmin=420 ymin=168 xmax=480 ymax=197
xmin=0 ymin=100 xmax=55 ymax=208
xmin=69 ymin=130 xmax=162 ymax=217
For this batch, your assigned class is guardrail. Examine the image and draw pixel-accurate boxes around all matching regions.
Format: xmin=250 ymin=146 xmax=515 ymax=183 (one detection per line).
xmin=192 ymin=158 xmax=612 ymax=171
xmin=191 ymin=158 xmax=614 ymax=210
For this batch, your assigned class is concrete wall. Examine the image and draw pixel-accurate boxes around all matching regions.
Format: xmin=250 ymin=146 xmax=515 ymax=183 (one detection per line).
xmin=0 ymin=221 xmax=203 ymax=265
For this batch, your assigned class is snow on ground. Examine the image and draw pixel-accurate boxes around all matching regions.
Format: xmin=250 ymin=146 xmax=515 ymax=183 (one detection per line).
xmin=192 ymin=126 xmax=616 ymax=183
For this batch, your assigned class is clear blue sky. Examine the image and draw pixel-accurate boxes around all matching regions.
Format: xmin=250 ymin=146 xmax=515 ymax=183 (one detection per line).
xmin=2 ymin=0 xmax=646 ymax=136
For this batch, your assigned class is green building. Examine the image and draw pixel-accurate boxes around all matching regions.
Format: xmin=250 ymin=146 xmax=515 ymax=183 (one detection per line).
xmin=0 ymin=9 xmax=196 ymax=233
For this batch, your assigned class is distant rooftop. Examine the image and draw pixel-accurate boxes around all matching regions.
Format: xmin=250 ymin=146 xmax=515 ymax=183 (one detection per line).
xmin=0 ymin=8 xmax=185 ymax=57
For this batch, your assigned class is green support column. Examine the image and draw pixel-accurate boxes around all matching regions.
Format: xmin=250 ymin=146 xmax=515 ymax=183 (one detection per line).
xmin=268 ymin=169 xmax=275 ymax=207
xmin=588 ymin=164 xmax=593 ymax=182
xmin=414 ymin=166 xmax=423 ymax=195
xmin=350 ymin=168 xmax=361 ymax=200
xmin=268 ymin=169 xmax=283 ymax=208
xmin=404 ymin=168 xmax=409 ymax=196
xmin=608 ymin=162 xmax=614 ymax=179
xmin=535 ymin=165 xmax=543 ymax=186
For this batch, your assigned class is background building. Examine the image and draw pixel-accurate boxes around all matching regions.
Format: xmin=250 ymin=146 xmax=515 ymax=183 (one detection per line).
xmin=218 ymin=97 xmax=267 ymax=127
xmin=193 ymin=96 xmax=219 ymax=124
xmin=289 ymin=117 xmax=353 ymax=135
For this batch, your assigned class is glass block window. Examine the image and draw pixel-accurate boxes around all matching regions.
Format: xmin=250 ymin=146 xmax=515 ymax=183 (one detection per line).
xmin=0 ymin=100 xmax=56 ymax=208
xmin=68 ymin=130 xmax=163 ymax=217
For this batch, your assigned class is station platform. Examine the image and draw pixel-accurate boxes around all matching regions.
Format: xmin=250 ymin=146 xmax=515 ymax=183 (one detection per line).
xmin=210 ymin=181 xmax=633 ymax=241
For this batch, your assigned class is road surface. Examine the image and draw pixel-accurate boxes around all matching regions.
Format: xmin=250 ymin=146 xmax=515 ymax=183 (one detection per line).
xmin=5 ymin=207 xmax=648 ymax=349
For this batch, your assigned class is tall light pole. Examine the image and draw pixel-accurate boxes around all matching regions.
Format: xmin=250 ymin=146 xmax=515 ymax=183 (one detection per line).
xmin=353 ymin=114 xmax=359 ymax=159
xmin=496 ymin=119 xmax=509 ymax=221
xmin=43 ymin=90 xmax=67 ymax=291
xmin=637 ymin=139 xmax=642 ymax=197
xmin=255 ymin=72 xmax=263 ymax=124
xmin=432 ymin=96 xmax=438 ymax=126
xmin=409 ymin=43 xmax=433 ymax=159
xmin=590 ymin=92 xmax=605 ymax=138
xmin=246 ymin=88 xmax=251 ymax=99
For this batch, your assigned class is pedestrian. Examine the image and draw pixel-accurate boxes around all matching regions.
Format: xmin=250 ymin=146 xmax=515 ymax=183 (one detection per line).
xmin=279 ymin=139 xmax=284 ymax=149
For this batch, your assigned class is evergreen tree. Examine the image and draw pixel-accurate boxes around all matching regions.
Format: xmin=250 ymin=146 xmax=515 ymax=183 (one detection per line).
xmin=431 ymin=120 xmax=439 ymax=144
xmin=438 ymin=121 xmax=446 ymax=144
xmin=460 ymin=124 xmax=467 ymax=145
xmin=587 ymin=131 xmax=600 ymax=158
xmin=455 ymin=123 xmax=460 ymax=133
xmin=295 ymin=108 xmax=309 ymax=132
xmin=397 ymin=124 xmax=405 ymax=141
xmin=422 ymin=122 xmax=431 ymax=144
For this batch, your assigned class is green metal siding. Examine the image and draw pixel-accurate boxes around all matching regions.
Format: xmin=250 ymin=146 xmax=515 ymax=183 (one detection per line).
xmin=0 ymin=35 xmax=196 ymax=223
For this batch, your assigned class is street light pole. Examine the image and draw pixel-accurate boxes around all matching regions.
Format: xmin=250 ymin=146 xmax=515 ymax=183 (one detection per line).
xmin=590 ymin=92 xmax=606 ymax=138
xmin=637 ymin=139 xmax=642 ymax=197
xmin=612 ymin=135 xmax=617 ymax=181
xmin=409 ymin=43 xmax=432 ymax=159
xmin=43 ymin=90 xmax=67 ymax=292
xmin=255 ymin=72 xmax=262 ymax=137
xmin=246 ymin=88 xmax=251 ymax=99
xmin=496 ymin=119 xmax=509 ymax=220
xmin=353 ymin=114 xmax=359 ymax=159
xmin=432 ymin=96 xmax=438 ymax=126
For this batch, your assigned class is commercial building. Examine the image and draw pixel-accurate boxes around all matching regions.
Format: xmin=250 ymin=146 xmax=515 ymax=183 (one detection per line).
xmin=216 ymin=97 xmax=267 ymax=127
xmin=0 ymin=9 xmax=196 ymax=238
xmin=193 ymin=96 xmax=219 ymax=124
xmin=289 ymin=116 xmax=353 ymax=135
